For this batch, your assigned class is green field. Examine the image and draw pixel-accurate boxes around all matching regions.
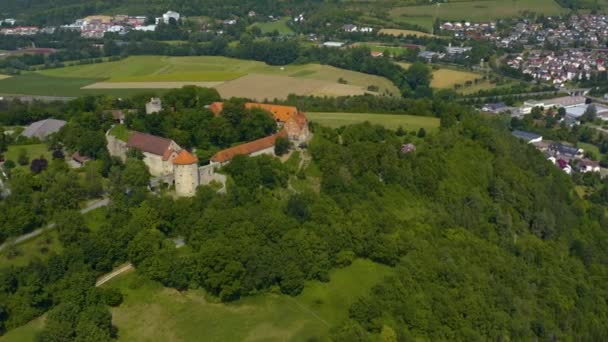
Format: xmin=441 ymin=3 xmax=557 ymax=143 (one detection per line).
xmin=390 ymin=0 xmax=567 ymax=31
xmin=307 ymin=112 xmax=440 ymax=131
xmin=108 ymin=259 xmax=391 ymax=342
xmin=4 ymin=144 xmax=52 ymax=169
xmin=250 ymin=17 xmax=294 ymax=35
xmin=0 ymin=56 xmax=399 ymax=97
xmin=0 ymin=317 xmax=45 ymax=342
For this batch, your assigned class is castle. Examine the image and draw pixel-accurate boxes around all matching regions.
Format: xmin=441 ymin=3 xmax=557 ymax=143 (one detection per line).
xmin=106 ymin=102 xmax=310 ymax=197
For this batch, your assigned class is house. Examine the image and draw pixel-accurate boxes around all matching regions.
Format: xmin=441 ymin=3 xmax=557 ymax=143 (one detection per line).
xmin=360 ymin=27 xmax=373 ymax=33
xmin=161 ymin=11 xmax=180 ymax=24
xmin=557 ymin=159 xmax=573 ymax=174
xmin=322 ymin=41 xmax=345 ymax=48
xmin=21 ymin=119 xmax=67 ymax=139
xmin=370 ymin=51 xmax=384 ymax=58
xmin=342 ymin=24 xmax=358 ymax=32
xmin=126 ymin=132 xmax=181 ymax=176
xmin=549 ymin=143 xmax=583 ymax=158
xmin=512 ymin=130 xmax=543 ymax=144
xmin=209 ymin=102 xmax=310 ymax=144
xmin=578 ymin=159 xmax=601 ymax=173
xmin=71 ymin=152 xmax=91 ymax=167
xmin=481 ymin=102 xmax=508 ymax=113
xmin=210 ymin=130 xmax=287 ymax=166
xmin=146 ymin=97 xmax=162 ymax=114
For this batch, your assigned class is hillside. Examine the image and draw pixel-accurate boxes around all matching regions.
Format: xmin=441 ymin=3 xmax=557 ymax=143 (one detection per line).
xmin=1 ymin=93 xmax=607 ymax=340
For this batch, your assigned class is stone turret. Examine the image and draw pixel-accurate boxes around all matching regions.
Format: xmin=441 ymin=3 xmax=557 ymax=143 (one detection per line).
xmin=173 ymin=150 xmax=199 ymax=197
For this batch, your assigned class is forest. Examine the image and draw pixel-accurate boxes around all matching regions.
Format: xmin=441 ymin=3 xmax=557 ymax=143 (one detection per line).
xmin=0 ymin=86 xmax=607 ymax=340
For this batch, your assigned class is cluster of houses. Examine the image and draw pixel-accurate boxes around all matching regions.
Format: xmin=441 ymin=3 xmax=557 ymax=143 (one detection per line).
xmin=0 ymin=26 xmax=42 ymax=36
xmin=512 ymin=130 xmax=602 ymax=175
xmin=341 ymin=24 xmax=374 ymax=33
xmin=507 ymin=50 xmax=607 ymax=86
xmin=496 ymin=15 xmax=608 ymax=49
xmin=105 ymin=100 xmax=310 ymax=197
xmin=60 ymin=11 xmax=180 ymax=38
xmin=440 ymin=21 xmax=496 ymax=40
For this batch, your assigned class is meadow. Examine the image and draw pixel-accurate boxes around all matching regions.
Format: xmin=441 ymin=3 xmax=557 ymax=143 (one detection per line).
xmin=5 ymin=144 xmax=52 ymax=169
xmin=250 ymin=17 xmax=294 ymax=35
xmin=0 ymin=56 xmax=399 ymax=98
xmin=398 ymin=62 xmax=494 ymax=93
xmin=389 ymin=0 xmax=567 ymax=31
xmin=307 ymin=112 xmax=440 ymax=131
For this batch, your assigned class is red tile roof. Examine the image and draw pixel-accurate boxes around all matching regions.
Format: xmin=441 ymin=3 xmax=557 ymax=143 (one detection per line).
xmin=209 ymin=102 xmax=224 ymax=116
xmin=173 ymin=150 xmax=198 ymax=165
xmin=245 ymin=103 xmax=297 ymax=122
xmin=127 ymin=132 xmax=174 ymax=160
xmin=211 ymin=130 xmax=287 ymax=163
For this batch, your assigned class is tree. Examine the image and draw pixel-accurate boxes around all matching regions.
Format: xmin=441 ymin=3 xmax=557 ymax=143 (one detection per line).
xmin=17 ymin=148 xmax=29 ymax=166
xmin=122 ymin=158 xmax=150 ymax=188
xmin=581 ymin=104 xmax=597 ymax=123
xmin=52 ymin=149 xmax=65 ymax=159
xmin=30 ymin=157 xmax=48 ymax=174
xmin=275 ymin=136 xmax=291 ymax=156
xmin=417 ymin=128 xmax=427 ymax=138
xmin=55 ymin=210 xmax=89 ymax=246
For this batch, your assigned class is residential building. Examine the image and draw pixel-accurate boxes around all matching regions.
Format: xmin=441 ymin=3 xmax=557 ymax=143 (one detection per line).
xmin=146 ymin=97 xmax=162 ymax=114
xmin=512 ymin=130 xmax=543 ymax=144
xmin=126 ymin=132 xmax=181 ymax=176
xmin=161 ymin=11 xmax=180 ymax=24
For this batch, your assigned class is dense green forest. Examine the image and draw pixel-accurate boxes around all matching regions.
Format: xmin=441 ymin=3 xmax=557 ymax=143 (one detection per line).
xmin=1 ymin=87 xmax=608 ymax=340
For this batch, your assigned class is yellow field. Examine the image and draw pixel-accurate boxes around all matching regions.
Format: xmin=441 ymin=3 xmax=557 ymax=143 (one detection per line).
xmin=379 ymin=28 xmax=436 ymax=38
xmin=0 ymin=75 xmax=11 ymax=80
xmin=398 ymin=63 xmax=484 ymax=89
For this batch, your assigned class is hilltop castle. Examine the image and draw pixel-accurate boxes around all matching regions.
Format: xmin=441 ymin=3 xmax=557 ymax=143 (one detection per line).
xmin=106 ymin=102 xmax=310 ymax=197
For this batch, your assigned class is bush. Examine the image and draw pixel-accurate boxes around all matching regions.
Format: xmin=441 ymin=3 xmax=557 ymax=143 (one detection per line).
xmin=17 ymin=148 xmax=29 ymax=165
xmin=274 ymin=136 xmax=291 ymax=156
xmin=102 ymin=288 xmax=124 ymax=307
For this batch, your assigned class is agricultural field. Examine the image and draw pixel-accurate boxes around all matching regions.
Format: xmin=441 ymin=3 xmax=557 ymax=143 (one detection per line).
xmin=0 ymin=75 xmax=10 ymax=80
xmin=307 ymin=112 xmax=440 ymax=131
xmin=379 ymin=28 xmax=437 ymax=38
xmin=398 ymin=62 xmax=494 ymax=93
xmin=389 ymin=0 xmax=567 ymax=31
xmin=250 ymin=17 xmax=294 ymax=35
xmin=0 ymin=56 xmax=399 ymax=99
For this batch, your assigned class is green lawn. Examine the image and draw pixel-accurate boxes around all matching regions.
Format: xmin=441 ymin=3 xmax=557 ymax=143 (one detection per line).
xmin=307 ymin=112 xmax=440 ymax=131
xmin=250 ymin=17 xmax=294 ymax=35
xmin=578 ymin=142 xmax=604 ymax=159
xmin=103 ymin=259 xmax=391 ymax=342
xmin=0 ymin=316 xmax=45 ymax=342
xmin=4 ymin=144 xmax=51 ymax=170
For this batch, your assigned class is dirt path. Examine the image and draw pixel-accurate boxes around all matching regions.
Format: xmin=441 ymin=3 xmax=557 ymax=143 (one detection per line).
xmin=95 ymin=263 xmax=134 ymax=287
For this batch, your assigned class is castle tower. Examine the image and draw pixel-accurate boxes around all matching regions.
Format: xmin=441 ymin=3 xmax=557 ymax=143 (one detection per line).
xmin=173 ymin=150 xmax=199 ymax=197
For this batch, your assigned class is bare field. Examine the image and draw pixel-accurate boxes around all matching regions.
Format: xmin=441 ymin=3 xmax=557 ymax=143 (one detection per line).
xmin=84 ymin=74 xmax=373 ymax=100
xmin=379 ymin=28 xmax=436 ymax=38
xmin=215 ymin=74 xmax=369 ymax=100
xmin=83 ymin=81 xmax=224 ymax=89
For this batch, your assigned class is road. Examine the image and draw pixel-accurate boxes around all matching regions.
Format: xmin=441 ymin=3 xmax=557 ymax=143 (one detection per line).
xmin=0 ymin=198 xmax=110 ymax=252
xmin=95 ymin=263 xmax=134 ymax=287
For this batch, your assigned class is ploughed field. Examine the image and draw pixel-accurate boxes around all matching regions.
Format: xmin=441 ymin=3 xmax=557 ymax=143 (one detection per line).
xmin=0 ymin=56 xmax=400 ymax=99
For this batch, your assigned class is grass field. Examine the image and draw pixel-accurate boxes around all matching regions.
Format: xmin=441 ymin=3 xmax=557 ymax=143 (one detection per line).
xmin=2 ymin=259 xmax=392 ymax=341
xmin=578 ymin=142 xmax=605 ymax=159
xmin=250 ymin=17 xmax=294 ymax=35
xmin=307 ymin=112 xmax=440 ymax=131
xmin=105 ymin=259 xmax=391 ymax=341
xmin=0 ymin=75 xmax=10 ymax=80
xmin=4 ymin=144 xmax=51 ymax=170
xmin=390 ymin=0 xmax=567 ymax=30
xmin=0 ymin=317 xmax=45 ymax=342
xmin=0 ymin=56 xmax=399 ymax=98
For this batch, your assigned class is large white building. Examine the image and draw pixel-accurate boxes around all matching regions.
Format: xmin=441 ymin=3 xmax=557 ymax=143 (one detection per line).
xmin=158 ymin=11 xmax=180 ymax=24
